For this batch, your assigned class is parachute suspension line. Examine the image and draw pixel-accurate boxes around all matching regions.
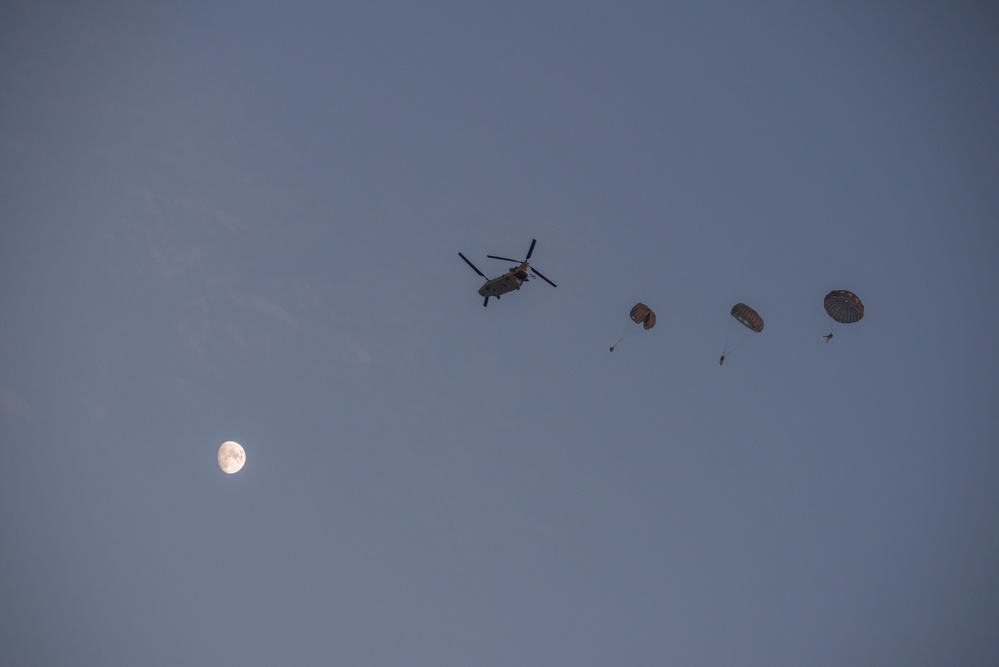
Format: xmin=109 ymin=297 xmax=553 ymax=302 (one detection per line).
xmin=823 ymin=290 xmax=863 ymax=341
xmin=726 ymin=335 xmax=753 ymax=355
xmin=721 ymin=317 xmax=735 ymax=356
xmin=722 ymin=303 xmax=764 ymax=362
xmin=610 ymin=322 xmax=634 ymax=352
xmin=719 ymin=318 xmax=736 ymax=365
xmin=612 ymin=303 xmax=656 ymax=352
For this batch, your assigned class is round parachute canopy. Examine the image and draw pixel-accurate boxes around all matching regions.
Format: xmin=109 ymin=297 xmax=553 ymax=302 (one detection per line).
xmin=730 ymin=303 xmax=764 ymax=333
xmin=630 ymin=303 xmax=656 ymax=330
xmin=824 ymin=290 xmax=864 ymax=324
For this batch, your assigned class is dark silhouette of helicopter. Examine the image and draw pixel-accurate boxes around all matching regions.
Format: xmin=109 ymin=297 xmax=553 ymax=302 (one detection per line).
xmin=458 ymin=239 xmax=557 ymax=307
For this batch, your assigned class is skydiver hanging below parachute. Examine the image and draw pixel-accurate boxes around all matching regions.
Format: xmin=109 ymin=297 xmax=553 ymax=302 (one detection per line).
xmin=720 ymin=302 xmax=764 ymax=366
xmin=610 ymin=303 xmax=655 ymax=351
xmin=823 ymin=290 xmax=864 ymax=341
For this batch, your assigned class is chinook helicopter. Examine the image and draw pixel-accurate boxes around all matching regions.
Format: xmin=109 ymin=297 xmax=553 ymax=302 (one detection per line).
xmin=458 ymin=238 xmax=557 ymax=306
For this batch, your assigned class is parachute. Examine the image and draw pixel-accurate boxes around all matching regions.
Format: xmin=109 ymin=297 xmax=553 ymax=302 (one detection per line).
xmin=730 ymin=303 xmax=764 ymax=333
xmin=720 ymin=302 xmax=764 ymax=365
xmin=611 ymin=303 xmax=656 ymax=351
xmin=824 ymin=290 xmax=864 ymax=324
xmin=630 ymin=303 xmax=656 ymax=330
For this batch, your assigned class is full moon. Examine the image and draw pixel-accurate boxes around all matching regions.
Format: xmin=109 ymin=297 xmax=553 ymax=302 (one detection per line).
xmin=218 ymin=441 xmax=246 ymax=474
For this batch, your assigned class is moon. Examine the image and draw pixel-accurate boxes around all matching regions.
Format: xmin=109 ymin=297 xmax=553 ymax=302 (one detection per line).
xmin=218 ymin=440 xmax=246 ymax=474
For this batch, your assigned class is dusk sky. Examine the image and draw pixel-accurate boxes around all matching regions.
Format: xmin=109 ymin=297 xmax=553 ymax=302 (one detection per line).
xmin=2 ymin=2 xmax=998 ymax=665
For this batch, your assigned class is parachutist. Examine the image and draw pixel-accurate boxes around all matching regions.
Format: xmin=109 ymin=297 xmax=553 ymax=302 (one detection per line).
xmin=824 ymin=333 xmax=833 ymax=343
xmin=719 ymin=354 xmax=726 ymax=366
xmin=611 ymin=303 xmax=655 ymax=352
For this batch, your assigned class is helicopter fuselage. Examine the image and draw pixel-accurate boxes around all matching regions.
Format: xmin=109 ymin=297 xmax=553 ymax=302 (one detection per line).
xmin=459 ymin=239 xmax=554 ymax=306
xmin=478 ymin=262 xmax=531 ymax=298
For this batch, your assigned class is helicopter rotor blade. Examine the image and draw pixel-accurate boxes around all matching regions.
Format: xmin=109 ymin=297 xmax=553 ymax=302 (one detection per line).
xmin=458 ymin=252 xmax=486 ymax=278
xmin=525 ymin=238 xmax=537 ymax=260
xmin=486 ymin=255 xmax=520 ymax=263
xmin=531 ymin=266 xmax=557 ymax=288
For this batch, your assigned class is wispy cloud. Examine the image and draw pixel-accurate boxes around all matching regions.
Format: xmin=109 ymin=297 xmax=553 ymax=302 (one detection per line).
xmin=139 ymin=187 xmax=243 ymax=235
xmin=341 ymin=334 xmax=372 ymax=364
xmin=230 ymin=291 xmax=300 ymax=329
xmin=0 ymin=386 xmax=34 ymax=419
xmin=210 ymin=205 xmax=243 ymax=234
xmin=122 ymin=187 xmax=412 ymax=372
xmin=149 ymin=243 xmax=206 ymax=279
xmin=139 ymin=187 xmax=165 ymax=220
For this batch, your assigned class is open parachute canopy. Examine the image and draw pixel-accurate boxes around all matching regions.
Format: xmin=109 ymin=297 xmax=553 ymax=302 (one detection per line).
xmin=630 ymin=303 xmax=656 ymax=330
xmin=730 ymin=303 xmax=764 ymax=333
xmin=611 ymin=303 xmax=656 ymax=351
xmin=824 ymin=290 xmax=864 ymax=324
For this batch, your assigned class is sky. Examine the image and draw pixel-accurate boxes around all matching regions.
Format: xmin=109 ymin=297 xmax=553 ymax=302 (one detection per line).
xmin=2 ymin=2 xmax=998 ymax=665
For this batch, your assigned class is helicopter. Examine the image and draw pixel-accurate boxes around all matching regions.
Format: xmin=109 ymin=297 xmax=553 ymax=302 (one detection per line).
xmin=458 ymin=238 xmax=557 ymax=307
